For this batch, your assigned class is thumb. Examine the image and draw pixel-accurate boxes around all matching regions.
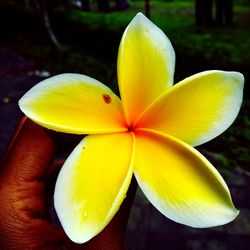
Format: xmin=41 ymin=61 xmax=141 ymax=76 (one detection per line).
xmin=0 ymin=117 xmax=55 ymax=183
xmin=0 ymin=118 xmax=69 ymax=249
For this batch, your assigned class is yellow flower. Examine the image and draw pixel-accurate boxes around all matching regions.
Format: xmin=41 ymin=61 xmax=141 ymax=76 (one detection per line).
xmin=19 ymin=13 xmax=244 ymax=243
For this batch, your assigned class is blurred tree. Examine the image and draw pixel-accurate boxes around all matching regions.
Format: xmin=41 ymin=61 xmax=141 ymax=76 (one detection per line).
xmin=30 ymin=0 xmax=60 ymax=49
xmin=195 ymin=0 xmax=213 ymax=26
xmin=115 ymin=0 xmax=130 ymax=10
xmin=145 ymin=0 xmax=150 ymax=19
xmin=216 ymin=0 xmax=233 ymax=25
xmin=97 ymin=0 xmax=109 ymax=12
xmin=81 ymin=0 xmax=90 ymax=11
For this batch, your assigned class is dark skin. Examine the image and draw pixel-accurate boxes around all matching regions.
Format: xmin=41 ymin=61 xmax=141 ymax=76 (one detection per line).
xmin=0 ymin=117 xmax=137 ymax=250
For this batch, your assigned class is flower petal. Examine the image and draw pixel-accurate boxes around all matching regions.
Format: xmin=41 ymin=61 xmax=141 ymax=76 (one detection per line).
xmin=19 ymin=73 xmax=127 ymax=134
xmin=136 ymin=71 xmax=244 ymax=146
xmin=54 ymin=132 xmax=135 ymax=243
xmin=134 ymin=129 xmax=239 ymax=228
xmin=118 ymin=13 xmax=175 ymax=125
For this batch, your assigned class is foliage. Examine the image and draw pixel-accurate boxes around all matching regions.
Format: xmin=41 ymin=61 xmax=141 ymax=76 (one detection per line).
xmin=1 ymin=1 xmax=249 ymax=87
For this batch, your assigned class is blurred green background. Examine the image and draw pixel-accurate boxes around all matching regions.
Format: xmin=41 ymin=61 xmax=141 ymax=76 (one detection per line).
xmin=0 ymin=1 xmax=250 ymax=249
xmin=1 ymin=0 xmax=249 ymax=177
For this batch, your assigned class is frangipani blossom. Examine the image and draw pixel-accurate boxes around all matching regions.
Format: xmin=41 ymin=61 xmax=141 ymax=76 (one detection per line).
xmin=19 ymin=13 xmax=244 ymax=244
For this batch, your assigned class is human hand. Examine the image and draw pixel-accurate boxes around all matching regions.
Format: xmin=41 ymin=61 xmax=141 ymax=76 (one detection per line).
xmin=0 ymin=117 xmax=136 ymax=250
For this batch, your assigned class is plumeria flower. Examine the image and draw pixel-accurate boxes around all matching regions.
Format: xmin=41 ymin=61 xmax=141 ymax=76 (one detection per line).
xmin=19 ymin=13 xmax=244 ymax=243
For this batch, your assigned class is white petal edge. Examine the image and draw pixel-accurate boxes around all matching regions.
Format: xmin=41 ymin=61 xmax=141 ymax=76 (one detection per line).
xmin=134 ymin=129 xmax=239 ymax=228
xmin=54 ymin=133 xmax=135 ymax=243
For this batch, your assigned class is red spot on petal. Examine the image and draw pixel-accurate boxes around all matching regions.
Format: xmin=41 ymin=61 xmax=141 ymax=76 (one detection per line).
xmin=102 ymin=94 xmax=112 ymax=104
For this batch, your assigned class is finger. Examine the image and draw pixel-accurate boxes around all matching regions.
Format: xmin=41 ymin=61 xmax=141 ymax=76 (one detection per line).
xmin=0 ymin=117 xmax=56 ymax=220
xmin=0 ymin=118 xmax=70 ymax=248
xmin=0 ymin=117 xmax=137 ymax=249
xmin=47 ymin=160 xmax=65 ymax=189
xmin=45 ymin=160 xmax=65 ymax=221
xmin=0 ymin=117 xmax=55 ymax=182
